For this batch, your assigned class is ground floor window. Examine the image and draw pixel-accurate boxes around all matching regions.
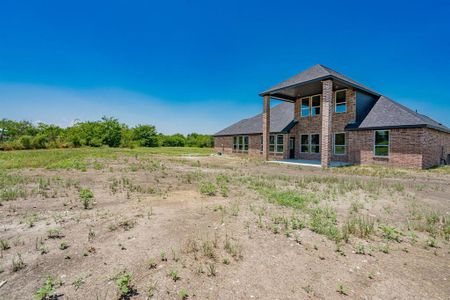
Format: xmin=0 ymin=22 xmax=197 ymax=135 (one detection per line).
xmin=334 ymin=133 xmax=346 ymax=155
xmin=261 ymin=134 xmax=284 ymax=153
xmin=233 ymin=135 xmax=249 ymax=153
xmin=374 ymin=130 xmax=389 ymax=157
xmin=301 ymin=134 xmax=320 ymax=153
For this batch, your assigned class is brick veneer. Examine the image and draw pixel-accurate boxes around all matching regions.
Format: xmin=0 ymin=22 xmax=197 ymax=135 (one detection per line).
xmin=348 ymin=128 xmax=450 ymax=169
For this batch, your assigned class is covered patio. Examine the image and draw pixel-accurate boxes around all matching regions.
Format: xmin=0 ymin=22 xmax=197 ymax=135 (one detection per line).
xmin=268 ymin=159 xmax=351 ymax=168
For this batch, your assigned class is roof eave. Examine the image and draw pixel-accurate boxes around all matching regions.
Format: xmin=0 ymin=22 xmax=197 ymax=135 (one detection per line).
xmin=345 ymin=124 xmax=450 ymax=134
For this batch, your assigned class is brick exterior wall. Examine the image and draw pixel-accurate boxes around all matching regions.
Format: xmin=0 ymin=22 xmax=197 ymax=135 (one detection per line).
xmin=348 ymin=128 xmax=450 ymax=169
xmin=421 ymin=128 xmax=450 ymax=168
xmin=293 ymin=87 xmax=356 ymax=162
xmin=214 ymin=84 xmax=450 ymax=169
xmin=214 ymin=134 xmax=285 ymax=160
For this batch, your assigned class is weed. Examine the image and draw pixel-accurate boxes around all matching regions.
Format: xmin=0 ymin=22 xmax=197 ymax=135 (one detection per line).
xmin=310 ymin=206 xmax=341 ymax=243
xmin=337 ymin=284 xmax=348 ymax=295
xmin=380 ymin=225 xmax=402 ymax=242
xmin=426 ymin=238 xmax=437 ymax=248
xmin=72 ymin=275 xmax=85 ymax=290
xmin=59 ymin=241 xmax=69 ymax=250
xmin=355 ymin=243 xmax=365 ymax=255
xmin=222 ymin=257 xmax=230 ymax=265
xmin=179 ymin=289 xmax=189 ymax=300
xmin=343 ymin=216 xmax=375 ymax=239
xmin=11 ymin=253 xmax=25 ymax=271
xmin=115 ymin=272 xmax=133 ymax=298
xmin=23 ymin=213 xmax=39 ymax=227
xmin=35 ymin=276 xmax=57 ymax=300
xmin=160 ymin=251 xmax=167 ymax=261
xmin=0 ymin=239 xmax=10 ymax=250
xmin=168 ymin=269 xmax=180 ymax=281
xmin=379 ymin=244 xmax=390 ymax=254
xmin=79 ymin=187 xmax=94 ymax=209
xmin=199 ymin=181 xmax=217 ymax=196
xmin=88 ymin=228 xmax=96 ymax=242
xmin=202 ymin=240 xmax=216 ymax=260
xmin=47 ymin=227 xmax=63 ymax=239
xmin=147 ymin=257 xmax=157 ymax=269
xmin=145 ymin=281 xmax=157 ymax=298
xmin=206 ymin=263 xmax=217 ymax=276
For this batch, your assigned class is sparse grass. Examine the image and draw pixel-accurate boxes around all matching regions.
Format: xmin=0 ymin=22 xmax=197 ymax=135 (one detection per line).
xmin=199 ymin=181 xmax=217 ymax=196
xmin=179 ymin=289 xmax=189 ymax=299
xmin=380 ymin=225 xmax=402 ymax=242
xmin=47 ymin=227 xmax=63 ymax=239
xmin=309 ymin=206 xmax=341 ymax=243
xmin=343 ymin=216 xmax=375 ymax=239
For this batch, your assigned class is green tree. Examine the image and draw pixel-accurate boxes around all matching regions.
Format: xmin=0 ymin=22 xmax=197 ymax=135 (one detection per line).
xmin=132 ymin=124 xmax=159 ymax=147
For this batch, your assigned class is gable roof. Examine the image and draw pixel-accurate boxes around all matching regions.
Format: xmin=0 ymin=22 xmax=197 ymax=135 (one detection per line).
xmin=349 ymin=96 xmax=450 ymax=133
xmin=214 ymin=102 xmax=295 ymax=136
xmin=261 ymin=64 xmax=380 ymax=97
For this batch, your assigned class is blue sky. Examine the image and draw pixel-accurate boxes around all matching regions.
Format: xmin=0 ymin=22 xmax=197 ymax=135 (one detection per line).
xmin=1 ymin=0 xmax=449 ymax=134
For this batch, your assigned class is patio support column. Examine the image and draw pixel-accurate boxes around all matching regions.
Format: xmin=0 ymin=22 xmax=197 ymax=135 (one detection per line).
xmin=321 ymin=79 xmax=333 ymax=168
xmin=262 ymin=95 xmax=270 ymax=160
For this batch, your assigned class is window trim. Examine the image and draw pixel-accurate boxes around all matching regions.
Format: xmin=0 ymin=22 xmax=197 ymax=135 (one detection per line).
xmin=334 ymin=89 xmax=347 ymax=113
xmin=300 ymin=97 xmax=310 ymax=117
xmin=333 ymin=132 xmax=347 ymax=155
xmin=373 ymin=130 xmax=390 ymax=158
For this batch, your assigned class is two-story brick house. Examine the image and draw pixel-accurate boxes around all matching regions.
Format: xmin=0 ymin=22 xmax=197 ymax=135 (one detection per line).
xmin=214 ymin=64 xmax=450 ymax=169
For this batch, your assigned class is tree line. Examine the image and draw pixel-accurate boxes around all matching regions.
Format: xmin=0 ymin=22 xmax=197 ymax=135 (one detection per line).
xmin=0 ymin=117 xmax=213 ymax=150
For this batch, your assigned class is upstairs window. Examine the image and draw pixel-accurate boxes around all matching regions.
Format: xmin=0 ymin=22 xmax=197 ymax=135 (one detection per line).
xmin=335 ymin=90 xmax=347 ymax=113
xmin=334 ymin=133 xmax=346 ymax=155
xmin=310 ymin=134 xmax=320 ymax=153
xmin=374 ymin=130 xmax=389 ymax=157
xmin=311 ymin=95 xmax=321 ymax=116
xmin=301 ymin=97 xmax=310 ymax=117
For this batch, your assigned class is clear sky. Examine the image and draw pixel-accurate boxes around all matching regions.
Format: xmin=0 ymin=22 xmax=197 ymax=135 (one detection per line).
xmin=1 ymin=0 xmax=449 ymax=134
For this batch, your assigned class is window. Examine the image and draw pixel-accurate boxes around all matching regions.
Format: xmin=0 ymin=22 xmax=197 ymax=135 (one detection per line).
xmin=335 ymin=90 xmax=347 ymax=113
xmin=301 ymin=135 xmax=309 ymax=153
xmin=269 ymin=135 xmax=275 ymax=152
xmin=301 ymin=97 xmax=310 ymax=117
xmin=260 ymin=135 xmax=263 ymax=152
xmin=334 ymin=133 xmax=346 ymax=155
xmin=276 ymin=135 xmax=284 ymax=153
xmin=374 ymin=130 xmax=389 ymax=157
xmin=233 ymin=135 xmax=249 ymax=153
xmin=310 ymin=134 xmax=320 ymax=153
xmin=311 ymin=95 xmax=321 ymax=116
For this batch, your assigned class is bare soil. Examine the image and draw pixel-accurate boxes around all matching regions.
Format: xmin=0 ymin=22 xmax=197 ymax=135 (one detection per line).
xmin=1 ymin=153 xmax=449 ymax=299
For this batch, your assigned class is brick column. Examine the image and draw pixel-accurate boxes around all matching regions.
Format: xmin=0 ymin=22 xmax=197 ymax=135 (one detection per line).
xmin=321 ymin=80 xmax=333 ymax=167
xmin=262 ymin=95 xmax=270 ymax=160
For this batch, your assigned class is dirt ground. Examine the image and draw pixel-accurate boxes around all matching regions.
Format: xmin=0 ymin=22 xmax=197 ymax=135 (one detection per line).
xmin=0 ymin=151 xmax=449 ymax=299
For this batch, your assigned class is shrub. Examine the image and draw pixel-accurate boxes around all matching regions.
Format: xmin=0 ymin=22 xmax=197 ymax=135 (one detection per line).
xmin=19 ymin=135 xmax=33 ymax=149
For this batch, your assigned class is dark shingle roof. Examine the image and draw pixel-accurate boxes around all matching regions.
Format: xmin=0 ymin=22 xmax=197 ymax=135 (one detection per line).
xmin=350 ymin=96 xmax=450 ymax=133
xmin=214 ymin=102 xmax=295 ymax=136
xmin=261 ymin=64 xmax=379 ymax=96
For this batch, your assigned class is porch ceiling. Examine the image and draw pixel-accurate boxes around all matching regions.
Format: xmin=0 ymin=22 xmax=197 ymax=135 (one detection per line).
xmin=268 ymin=78 xmax=355 ymax=102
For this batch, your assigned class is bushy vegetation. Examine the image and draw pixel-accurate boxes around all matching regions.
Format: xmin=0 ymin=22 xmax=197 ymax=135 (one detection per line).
xmin=0 ymin=117 xmax=213 ymax=150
